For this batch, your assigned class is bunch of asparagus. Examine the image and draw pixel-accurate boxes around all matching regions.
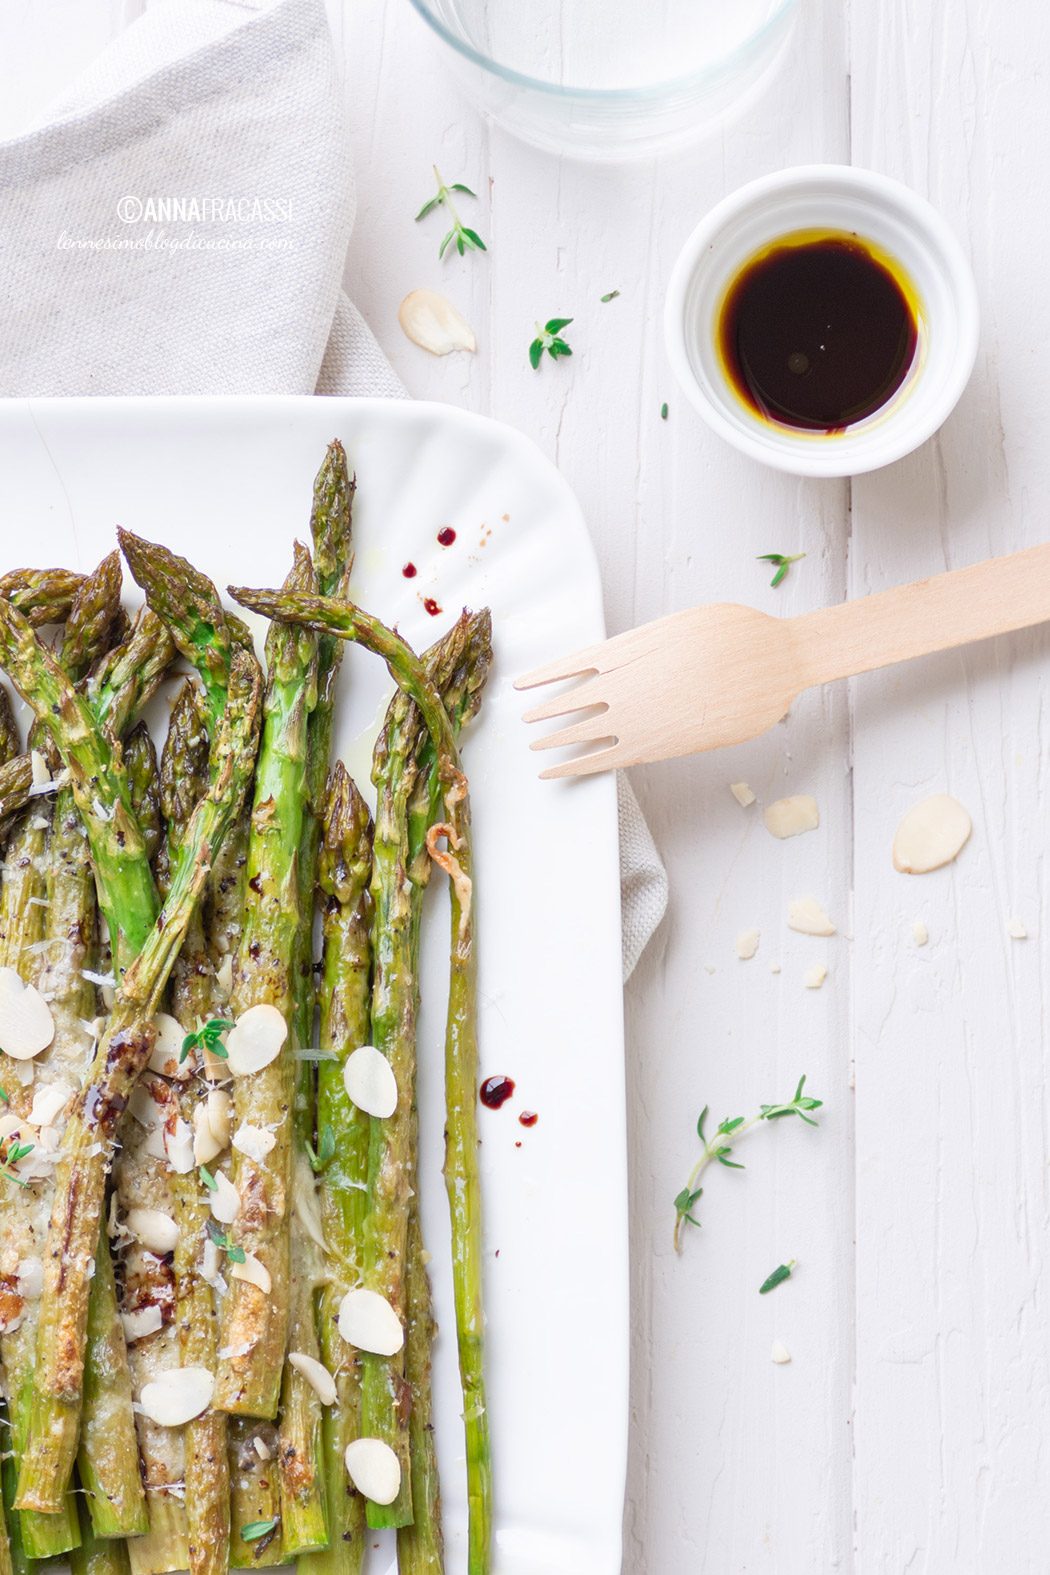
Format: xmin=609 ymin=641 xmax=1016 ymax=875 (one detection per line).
xmin=0 ymin=442 xmax=493 ymax=1575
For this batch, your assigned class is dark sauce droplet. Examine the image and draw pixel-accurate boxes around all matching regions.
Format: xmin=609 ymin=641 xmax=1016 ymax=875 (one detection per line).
xmin=423 ymin=597 xmax=442 ymax=617
xmin=480 ymin=1075 xmax=515 ymax=1110
xmin=718 ymin=231 xmax=919 ymax=432
xmin=437 ymin=526 xmax=456 ymax=546
xmin=402 ymin=562 xmax=417 ymax=579
xmin=518 ymin=1110 xmax=538 ymax=1128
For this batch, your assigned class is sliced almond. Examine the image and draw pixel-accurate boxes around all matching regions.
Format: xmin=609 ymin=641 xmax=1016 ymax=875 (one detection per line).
xmin=343 ymin=1046 xmax=398 ymax=1119
xmin=232 ymin=1123 xmax=277 ymax=1163
xmin=150 ymin=1013 xmax=186 ymax=1076
xmin=209 ymin=1172 xmax=241 ymax=1226
xmin=771 ymin=1340 xmax=792 ymax=1365
xmin=289 ymin=1352 xmax=337 ymax=1406
xmin=735 ymin=929 xmax=760 ymax=961
xmin=803 ymin=963 xmax=828 ymax=990
xmin=763 ymin=795 xmax=819 ymax=840
xmin=29 ymin=750 xmax=51 ymax=789
xmin=398 ymin=289 xmax=476 ymax=357
xmin=193 ymin=1103 xmax=224 ymax=1166
xmin=201 ymin=1238 xmax=222 ymax=1287
xmin=344 ymin=1438 xmax=402 ymax=1505
xmin=788 ymin=897 xmax=836 ymax=937
xmin=892 ymin=794 xmax=971 ymax=874
xmin=0 ymin=1111 xmax=22 ymax=1143
xmin=337 ymin=1287 xmax=404 ymax=1357
xmin=16 ymin=1258 xmax=43 ymax=1300
xmin=138 ymin=1366 xmax=214 ymax=1426
xmin=126 ymin=1207 xmax=179 ymax=1255
xmin=165 ymin=1119 xmax=195 ymax=1175
xmin=215 ymin=954 xmax=234 ymax=1002
xmin=229 ymin=1252 xmax=271 ymax=1295
xmin=253 ymin=1435 xmax=272 ymax=1462
xmin=729 ymin=781 xmax=756 ymax=808
xmin=294 ymin=1179 xmax=327 ymax=1254
xmin=0 ymin=967 xmax=55 ymax=1059
xmin=129 ymin=1079 xmax=166 ymax=1129
xmin=1007 ymin=918 xmax=1027 ymax=940
xmin=912 ymin=919 xmax=929 ymax=947
xmin=121 ymin=1305 xmax=164 ymax=1343
xmin=225 ymin=1004 xmax=287 ymax=1078
xmin=207 ymin=1088 xmax=232 ymax=1147
xmin=29 ymin=1081 xmax=73 ymax=1129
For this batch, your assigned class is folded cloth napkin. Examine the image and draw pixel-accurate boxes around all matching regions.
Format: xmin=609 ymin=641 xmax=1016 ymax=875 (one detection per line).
xmin=0 ymin=0 xmax=667 ymax=979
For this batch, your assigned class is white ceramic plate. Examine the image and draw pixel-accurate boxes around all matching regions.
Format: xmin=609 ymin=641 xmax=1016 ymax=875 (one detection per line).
xmin=0 ymin=396 xmax=628 ymax=1575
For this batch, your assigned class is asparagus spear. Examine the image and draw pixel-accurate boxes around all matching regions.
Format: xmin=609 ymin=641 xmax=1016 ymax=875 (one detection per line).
xmin=278 ymin=441 xmax=355 ymax=1554
xmin=396 ymin=1209 xmax=444 ymax=1575
xmin=299 ymin=764 xmax=372 ymax=1575
xmin=214 ymin=548 xmax=319 ymax=1422
xmin=228 ymin=587 xmax=493 ymax=1550
xmin=70 ymin=1500 xmax=132 ymax=1575
xmin=0 ymin=566 xmax=86 ymax=626
xmin=160 ymin=681 xmax=231 ymax=1575
xmin=16 ymin=650 xmax=262 ymax=1515
xmin=227 ymin=1423 xmax=283 ymax=1570
xmin=0 ymin=1412 xmax=20 ymax=1575
xmin=88 ymin=606 xmax=178 ymax=741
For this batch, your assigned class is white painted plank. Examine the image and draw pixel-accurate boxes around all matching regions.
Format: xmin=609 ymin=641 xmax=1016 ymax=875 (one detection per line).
xmin=850 ymin=0 xmax=1050 ymax=1568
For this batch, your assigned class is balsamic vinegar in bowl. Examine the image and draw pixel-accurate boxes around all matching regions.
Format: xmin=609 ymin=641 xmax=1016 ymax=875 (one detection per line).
xmin=716 ymin=230 xmax=920 ymax=433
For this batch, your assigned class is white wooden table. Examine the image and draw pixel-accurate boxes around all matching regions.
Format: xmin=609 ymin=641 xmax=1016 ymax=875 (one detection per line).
xmin=5 ymin=2 xmax=1049 ymax=1568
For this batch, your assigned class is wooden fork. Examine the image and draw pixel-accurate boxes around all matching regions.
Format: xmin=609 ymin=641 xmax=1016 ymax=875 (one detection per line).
xmin=516 ymin=542 xmax=1050 ymax=778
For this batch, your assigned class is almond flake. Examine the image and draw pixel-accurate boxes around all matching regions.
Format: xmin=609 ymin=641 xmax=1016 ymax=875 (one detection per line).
xmin=735 ymin=929 xmax=760 ymax=961
xmin=193 ymin=1103 xmax=224 ymax=1166
xmin=215 ymin=954 xmax=234 ymax=1001
xmin=29 ymin=751 xmax=51 ymax=789
xmin=398 ymin=289 xmax=476 ymax=356
xmin=232 ymin=1124 xmax=276 ymax=1163
xmin=912 ymin=920 xmax=929 ymax=947
xmin=253 ymin=1436 xmax=272 ymax=1461
xmin=138 ymin=1367 xmax=214 ymax=1426
xmin=229 ymin=1253 xmax=271 ymax=1295
xmin=1007 ymin=918 xmax=1027 ymax=940
xmin=337 ymin=1287 xmax=404 ymax=1357
xmin=294 ymin=1181 xmax=327 ymax=1254
xmin=16 ymin=1258 xmax=43 ymax=1300
xmin=763 ymin=795 xmax=819 ymax=840
xmin=344 ymin=1438 xmax=402 ymax=1505
xmin=803 ymin=963 xmax=828 ymax=990
xmin=126 ymin=1208 xmax=179 ymax=1255
xmin=225 ymin=1004 xmax=287 ymax=1078
xmin=893 ymin=794 xmax=972 ymax=874
xmin=209 ymin=1172 xmax=241 ymax=1226
xmin=121 ymin=1305 xmax=164 ymax=1343
xmin=165 ymin=1119 xmax=195 ymax=1175
xmin=129 ymin=1080 xmax=166 ymax=1129
xmin=0 ymin=967 xmax=55 ymax=1059
xmin=150 ymin=1013 xmax=185 ymax=1076
xmin=343 ymin=1045 xmax=398 ymax=1119
xmin=771 ymin=1340 xmax=792 ymax=1364
xmin=288 ymin=1352 xmax=337 ymax=1406
xmin=29 ymin=1081 xmax=72 ymax=1129
xmin=788 ymin=897 xmax=836 ymax=937
xmin=207 ymin=1088 xmax=232 ymax=1147
xmin=729 ymin=782 xmax=756 ymax=808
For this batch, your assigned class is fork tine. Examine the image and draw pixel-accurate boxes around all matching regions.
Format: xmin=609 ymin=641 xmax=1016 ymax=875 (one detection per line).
xmin=529 ymin=715 xmax=615 ymax=753
xmin=538 ymin=741 xmax=626 ymax=780
xmin=514 ymin=640 xmax=605 ymax=691
xmin=521 ymin=674 xmax=607 ymax=725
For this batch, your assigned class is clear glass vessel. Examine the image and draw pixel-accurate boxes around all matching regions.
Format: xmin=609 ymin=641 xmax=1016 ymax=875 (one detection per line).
xmin=407 ymin=0 xmax=799 ymax=160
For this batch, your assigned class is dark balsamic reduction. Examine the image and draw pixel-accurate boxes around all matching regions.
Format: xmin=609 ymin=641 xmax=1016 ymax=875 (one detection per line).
xmin=423 ymin=597 xmax=442 ymax=617
xmin=518 ymin=1111 xmax=538 ymax=1128
xmin=402 ymin=562 xmax=418 ymax=579
xmin=437 ymin=526 xmax=456 ymax=546
xmin=480 ymin=1075 xmax=515 ymax=1109
xmin=718 ymin=232 xmax=918 ymax=432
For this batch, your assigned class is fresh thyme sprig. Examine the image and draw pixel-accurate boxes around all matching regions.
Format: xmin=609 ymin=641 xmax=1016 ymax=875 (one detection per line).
xmin=529 ymin=318 xmax=574 ymax=370
xmin=205 ymin=1217 xmax=246 ymax=1264
xmin=305 ymin=1127 xmax=335 ymax=1175
xmin=0 ymin=1135 xmax=34 ymax=1188
xmin=673 ymin=1075 xmax=822 ymax=1251
xmin=757 ymin=551 xmax=806 ymax=589
xmin=759 ymin=1259 xmax=796 ymax=1294
xmin=416 ymin=166 xmax=486 ymax=260
xmin=600 ymin=290 xmax=620 ymax=303
xmin=240 ymin=1519 xmax=279 ymax=1544
xmin=180 ymin=1016 xmax=234 ymax=1064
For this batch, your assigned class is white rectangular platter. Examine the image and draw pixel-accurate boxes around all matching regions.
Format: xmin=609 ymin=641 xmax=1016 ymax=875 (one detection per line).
xmin=0 ymin=395 xmax=628 ymax=1575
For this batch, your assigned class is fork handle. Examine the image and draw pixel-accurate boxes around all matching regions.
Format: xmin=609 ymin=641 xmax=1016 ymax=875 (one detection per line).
xmin=790 ymin=542 xmax=1050 ymax=688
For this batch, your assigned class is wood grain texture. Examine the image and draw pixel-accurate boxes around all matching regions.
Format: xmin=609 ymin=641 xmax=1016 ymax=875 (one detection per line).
xmin=7 ymin=0 xmax=1050 ymax=1567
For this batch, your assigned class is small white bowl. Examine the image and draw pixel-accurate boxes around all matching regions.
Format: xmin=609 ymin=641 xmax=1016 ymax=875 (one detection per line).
xmin=664 ymin=165 xmax=980 ymax=477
